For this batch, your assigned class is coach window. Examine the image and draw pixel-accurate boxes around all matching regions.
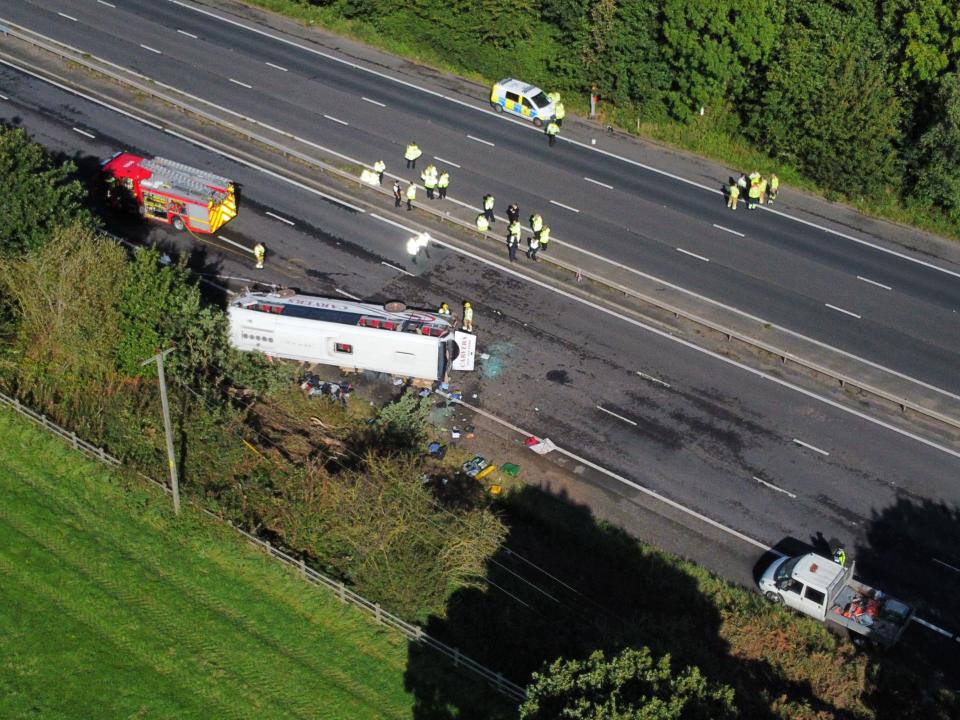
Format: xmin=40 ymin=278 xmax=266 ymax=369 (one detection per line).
xmin=334 ymin=342 xmax=353 ymax=354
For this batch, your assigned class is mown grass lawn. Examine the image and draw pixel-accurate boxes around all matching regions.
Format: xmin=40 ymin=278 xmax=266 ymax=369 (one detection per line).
xmin=0 ymin=409 xmax=416 ymax=720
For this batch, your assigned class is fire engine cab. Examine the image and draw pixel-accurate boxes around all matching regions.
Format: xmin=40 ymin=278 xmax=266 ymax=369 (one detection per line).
xmin=101 ymin=152 xmax=237 ymax=234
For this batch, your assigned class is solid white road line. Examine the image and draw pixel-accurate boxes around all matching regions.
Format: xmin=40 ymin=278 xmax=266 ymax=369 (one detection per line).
xmin=677 ymin=247 xmax=709 ymax=262
xmin=635 ymin=370 xmax=671 ymax=388
xmin=467 ymin=134 xmax=495 ymax=147
xmin=323 ymin=113 xmax=349 ymax=126
xmin=753 ymin=476 xmax=797 ymax=499
xmin=793 ymin=438 xmax=830 ymax=456
xmin=216 ymin=234 xmax=255 ymax=254
xmin=228 ymin=78 xmax=252 ymax=89
xmin=0 ymin=93 xmax=8 ymax=100
xmin=713 ymin=223 xmax=745 ymax=237
xmin=335 ymin=287 xmax=361 ymax=300
xmin=433 ymin=155 xmax=460 ymax=168
xmin=857 ymin=275 xmax=892 ymax=291
xmin=168 ymin=0 xmax=960 ymax=284
xmin=549 ymin=199 xmax=580 ymax=213
xmin=177 ymin=29 xmax=197 ymax=38
xmin=71 ymin=127 xmax=95 ymax=139
xmin=361 ymin=96 xmax=385 ymax=107
xmin=825 ymin=303 xmax=862 ymax=319
xmin=140 ymin=44 xmax=162 ymax=55
xmin=596 ymin=405 xmax=638 ymax=426
xmin=57 ymin=12 xmax=78 ymax=21
xmin=265 ymin=61 xmax=288 ymax=72
xmin=380 ymin=260 xmax=413 ymax=276
xmin=584 ymin=176 xmax=613 ymax=190
xmin=265 ymin=210 xmax=294 ymax=226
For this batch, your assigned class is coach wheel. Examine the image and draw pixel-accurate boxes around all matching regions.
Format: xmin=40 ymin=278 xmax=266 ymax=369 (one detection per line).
xmin=533 ymin=117 xmax=543 ymax=127
xmin=492 ymin=103 xmax=503 ymax=113
xmin=765 ymin=591 xmax=783 ymax=605
xmin=172 ymin=216 xmax=185 ymax=231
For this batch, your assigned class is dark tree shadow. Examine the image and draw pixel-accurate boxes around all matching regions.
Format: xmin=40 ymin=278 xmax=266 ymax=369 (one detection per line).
xmin=852 ymin=498 xmax=960 ymax=719
xmin=405 ymin=485 xmax=860 ymax=719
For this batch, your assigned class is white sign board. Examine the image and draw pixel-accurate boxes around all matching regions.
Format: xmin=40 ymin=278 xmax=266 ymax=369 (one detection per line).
xmin=451 ymin=331 xmax=476 ymax=371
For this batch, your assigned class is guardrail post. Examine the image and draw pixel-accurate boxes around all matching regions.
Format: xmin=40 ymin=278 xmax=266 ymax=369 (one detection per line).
xmin=454 ymin=648 xmax=461 ymax=667
xmin=299 ymin=557 xmax=306 ymax=577
xmin=99 ymin=447 xmax=107 ymax=462
xmin=496 ymin=672 xmax=504 ymax=692
xmin=41 ymin=414 xmax=47 ymax=428
xmin=415 ymin=626 xmax=424 ymax=641
xmin=375 ymin=603 xmax=382 ymax=624
xmin=70 ymin=430 xmax=78 ymax=449
xmin=338 ymin=581 xmax=347 ymax=604
xmin=14 ymin=398 xmax=20 ymax=412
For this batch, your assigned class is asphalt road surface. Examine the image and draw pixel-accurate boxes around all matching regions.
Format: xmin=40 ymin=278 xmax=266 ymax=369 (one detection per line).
xmin=4 ymin=63 xmax=960 ymax=637
xmin=4 ymin=0 xmax=960 ymax=401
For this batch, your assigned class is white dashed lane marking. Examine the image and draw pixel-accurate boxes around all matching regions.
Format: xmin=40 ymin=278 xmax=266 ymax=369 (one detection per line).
xmin=584 ymin=176 xmax=613 ymax=190
xmin=57 ymin=12 xmax=78 ymax=21
xmin=677 ymin=247 xmax=709 ymax=262
xmin=549 ymin=199 xmax=579 ymax=213
xmin=467 ymin=134 xmax=495 ymax=147
xmin=433 ymin=156 xmax=460 ymax=168
xmin=140 ymin=44 xmax=162 ymax=54
xmin=754 ymin=476 xmax=797 ymax=499
xmin=265 ymin=62 xmax=288 ymax=72
xmin=857 ymin=275 xmax=892 ymax=291
xmin=177 ymin=29 xmax=198 ymax=38
xmin=361 ymin=97 xmax=385 ymax=107
xmin=228 ymin=78 xmax=252 ymax=89
xmin=323 ymin=114 xmax=349 ymax=126
xmin=265 ymin=211 xmax=294 ymax=226
xmin=72 ymin=127 xmax=95 ymax=139
xmin=793 ymin=438 xmax=830 ymax=456
xmin=713 ymin=223 xmax=745 ymax=237
xmin=825 ymin=303 xmax=861 ymax=319
xmin=597 ymin=405 xmax=637 ymax=426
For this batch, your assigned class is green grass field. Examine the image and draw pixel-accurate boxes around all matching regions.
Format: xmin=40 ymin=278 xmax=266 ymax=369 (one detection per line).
xmin=0 ymin=409 xmax=416 ymax=719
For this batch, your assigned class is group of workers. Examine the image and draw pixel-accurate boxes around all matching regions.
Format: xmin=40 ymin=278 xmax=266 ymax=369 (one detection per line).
xmin=545 ymin=91 xmax=564 ymax=146
xmin=475 ymin=195 xmax=551 ymax=262
xmin=727 ymin=171 xmax=779 ymax=210
xmin=437 ymin=301 xmax=473 ymax=332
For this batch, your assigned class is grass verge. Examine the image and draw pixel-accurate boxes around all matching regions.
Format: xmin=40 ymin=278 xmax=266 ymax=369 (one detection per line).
xmin=0 ymin=408 xmax=416 ymax=720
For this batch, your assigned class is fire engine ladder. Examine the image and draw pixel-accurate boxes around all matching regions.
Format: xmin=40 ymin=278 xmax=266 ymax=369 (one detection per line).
xmin=145 ymin=157 xmax=237 ymax=231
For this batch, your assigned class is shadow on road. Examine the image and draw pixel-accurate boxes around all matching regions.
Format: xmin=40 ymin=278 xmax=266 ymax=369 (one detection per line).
xmin=404 ymin=485 xmax=857 ymax=719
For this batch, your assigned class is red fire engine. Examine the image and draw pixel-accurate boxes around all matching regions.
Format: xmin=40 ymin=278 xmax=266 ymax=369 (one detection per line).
xmin=101 ymin=152 xmax=238 ymax=234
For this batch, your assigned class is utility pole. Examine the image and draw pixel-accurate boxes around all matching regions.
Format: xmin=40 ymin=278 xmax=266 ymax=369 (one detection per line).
xmin=142 ymin=348 xmax=180 ymax=515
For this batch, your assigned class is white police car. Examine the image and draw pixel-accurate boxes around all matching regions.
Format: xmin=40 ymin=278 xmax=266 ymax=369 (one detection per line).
xmin=489 ymin=78 xmax=556 ymax=127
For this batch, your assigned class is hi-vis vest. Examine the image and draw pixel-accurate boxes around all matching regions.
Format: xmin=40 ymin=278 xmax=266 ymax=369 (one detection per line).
xmin=476 ymin=214 xmax=489 ymax=232
xmin=406 ymin=184 xmax=417 ymax=199
xmin=405 ymin=144 xmax=422 ymax=161
xmin=484 ymin=195 xmax=495 ymax=210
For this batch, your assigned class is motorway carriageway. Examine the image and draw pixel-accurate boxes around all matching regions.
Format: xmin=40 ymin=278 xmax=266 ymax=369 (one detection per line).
xmin=5 ymin=0 xmax=960 ymax=400
xmin=2 ymin=60 xmax=959 ymax=638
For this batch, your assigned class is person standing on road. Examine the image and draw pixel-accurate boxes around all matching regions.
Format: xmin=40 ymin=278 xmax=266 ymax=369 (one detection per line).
xmin=507 ymin=203 xmax=520 ymax=224
xmin=508 ymin=220 xmax=521 ymax=262
xmin=476 ymin=213 xmax=489 ymax=233
xmin=727 ymin=181 xmax=739 ymax=210
xmin=406 ymin=181 xmax=417 ymax=210
xmin=405 ymin=142 xmax=422 ymax=169
xmin=438 ymin=302 xmax=451 ymax=316
xmin=437 ymin=170 xmax=450 ymax=200
xmin=393 ymin=180 xmax=402 ymax=208
xmin=768 ymin=173 xmax=779 ymax=204
xmin=527 ymin=232 xmax=540 ymax=261
xmin=463 ymin=302 xmax=474 ymax=332
xmin=374 ymin=159 xmax=386 ymax=185
xmin=747 ymin=180 xmax=761 ymax=210
xmin=833 ymin=547 xmax=847 ymax=567
xmin=554 ymin=100 xmax=565 ymax=127
xmin=253 ymin=242 xmax=266 ymax=269
xmin=406 ymin=236 xmax=419 ymax=264
xmin=483 ymin=194 xmax=496 ymax=224
xmin=538 ymin=225 xmax=550 ymax=252
xmin=423 ymin=168 xmax=437 ymax=199
xmin=529 ymin=213 xmax=543 ymax=238
xmin=546 ymin=120 xmax=560 ymax=146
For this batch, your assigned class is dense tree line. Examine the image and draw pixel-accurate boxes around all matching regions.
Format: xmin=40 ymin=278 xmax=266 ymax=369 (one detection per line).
xmin=308 ymin=0 xmax=960 ymax=213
